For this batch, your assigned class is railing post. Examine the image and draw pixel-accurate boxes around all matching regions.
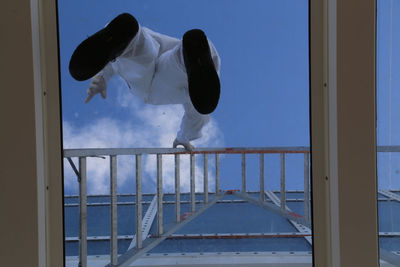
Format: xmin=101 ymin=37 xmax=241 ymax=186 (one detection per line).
xmin=136 ymin=155 xmax=142 ymax=249
xmin=280 ymin=153 xmax=286 ymax=211
xmin=242 ymin=153 xmax=246 ymax=193
xmin=110 ymin=155 xmax=118 ymax=266
xmin=190 ymin=154 xmax=196 ymax=213
xmin=260 ymin=153 xmax=265 ymax=202
xmin=204 ymin=154 xmax=209 ymax=204
xmin=157 ymin=154 xmax=163 ymax=236
xmin=215 ymin=154 xmax=220 ymax=194
xmin=304 ymin=152 xmax=310 ymax=224
xmin=78 ymin=157 xmax=87 ymax=267
xmin=175 ymin=154 xmax=181 ymax=223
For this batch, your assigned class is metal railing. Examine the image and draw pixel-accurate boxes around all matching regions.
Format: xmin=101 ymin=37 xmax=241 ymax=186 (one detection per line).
xmin=64 ymin=147 xmax=310 ymax=267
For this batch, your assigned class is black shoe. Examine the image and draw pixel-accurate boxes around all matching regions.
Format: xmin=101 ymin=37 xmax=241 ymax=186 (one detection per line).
xmin=183 ymin=29 xmax=220 ymax=115
xmin=69 ymin=13 xmax=139 ymax=81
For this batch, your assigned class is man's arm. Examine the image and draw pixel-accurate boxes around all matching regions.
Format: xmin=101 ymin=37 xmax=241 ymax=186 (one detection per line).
xmin=85 ymin=63 xmax=115 ymax=103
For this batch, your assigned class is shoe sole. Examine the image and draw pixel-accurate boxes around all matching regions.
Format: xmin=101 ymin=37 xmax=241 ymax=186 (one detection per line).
xmin=69 ymin=13 xmax=138 ymax=81
xmin=183 ymin=29 xmax=220 ymax=115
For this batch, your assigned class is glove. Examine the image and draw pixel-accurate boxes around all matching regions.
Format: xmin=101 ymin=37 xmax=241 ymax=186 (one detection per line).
xmin=173 ymin=138 xmax=195 ymax=151
xmin=85 ymin=75 xmax=107 ymax=103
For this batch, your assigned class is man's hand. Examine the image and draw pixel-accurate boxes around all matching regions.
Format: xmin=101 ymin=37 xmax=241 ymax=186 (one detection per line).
xmin=173 ymin=138 xmax=195 ymax=151
xmin=85 ymin=75 xmax=107 ymax=103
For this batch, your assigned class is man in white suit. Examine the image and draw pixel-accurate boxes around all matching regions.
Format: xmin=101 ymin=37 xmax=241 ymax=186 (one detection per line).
xmin=69 ymin=13 xmax=221 ymax=150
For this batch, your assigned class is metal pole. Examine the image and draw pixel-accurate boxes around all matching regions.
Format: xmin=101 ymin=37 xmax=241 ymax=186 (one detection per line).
xmin=242 ymin=153 xmax=246 ymax=193
xmin=175 ymin=154 xmax=180 ymax=223
xmin=215 ymin=154 xmax=220 ymax=194
xmin=78 ymin=157 xmax=87 ymax=267
xmin=304 ymin=152 xmax=310 ymax=224
xmin=204 ymin=154 xmax=208 ymax=204
xmin=110 ymin=156 xmax=118 ymax=266
xmin=190 ymin=154 xmax=195 ymax=213
xmin=157 ymin=154 xmax=163 ymax=236
xmin=280 ymin=153 xmax=286 ymax=211
xmin=260 ymin=153 xmax=265 ymax=202
xmin=136 ymin=155 xmax=142 ymax=249
xmin=67 ymin=157 xmax=80 ymax=181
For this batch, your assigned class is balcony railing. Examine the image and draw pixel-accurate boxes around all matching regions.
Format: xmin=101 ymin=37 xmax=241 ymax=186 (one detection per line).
xmin=64 ymin=146 xmax=311 ymax=267
xmin=63 ymin=145 xmax=400 ymax=267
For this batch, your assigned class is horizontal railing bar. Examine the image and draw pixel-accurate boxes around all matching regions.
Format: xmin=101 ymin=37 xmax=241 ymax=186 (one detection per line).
xmin=66 ymin=233 xmax=307 ymax=242
xmin=378 ymin=146 xmax=400 ymax=152
xmin=62 ymin=145 xmax=400 ymax=158
xmin=64 ymin=193 xmax=161 ymax=198
xmin=63 ymin=190 xmax=307 ymax=198
xmin=66 ymin=251 xmax=313 ymax=259
xmin=66 ymin=235 xmax=135 ymax=241
xmin=65 ymin=190 xmax=393 ymax=203
xmin=65 ymin=231 xmax=400 ymax=242
xmin=63 ymin=197 xmax=392 ymax=207
xmin=157 ymin=233 xmax=311 ymax=239
xmin=65 ymin=200 xmax=249 ymax=207
xmin=63 ymin=147 xmax=310 ymax=157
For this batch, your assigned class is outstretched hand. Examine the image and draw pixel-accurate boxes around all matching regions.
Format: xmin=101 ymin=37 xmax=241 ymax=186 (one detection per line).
xmin=85 ymin=75 xmax=107 ymax=103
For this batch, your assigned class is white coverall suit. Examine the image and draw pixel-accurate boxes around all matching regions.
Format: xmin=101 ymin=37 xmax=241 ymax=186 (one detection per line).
xmin=91 ymin=25 xmax=221 ymax=146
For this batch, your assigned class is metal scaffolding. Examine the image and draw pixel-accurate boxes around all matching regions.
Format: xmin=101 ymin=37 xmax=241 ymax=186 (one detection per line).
xmin=65 ymin=147 xmax=311 ymax=267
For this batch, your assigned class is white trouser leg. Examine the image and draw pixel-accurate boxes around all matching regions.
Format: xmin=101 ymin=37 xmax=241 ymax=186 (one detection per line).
xmin=112 ymin=26 xmax=218 ymax=146
xmin=147 ymin=44 xmax=189 ymax=105
xmin=177 ymin=102 xmax=210 ymax=143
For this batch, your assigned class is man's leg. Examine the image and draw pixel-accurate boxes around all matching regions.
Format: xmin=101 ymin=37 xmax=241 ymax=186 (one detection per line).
xmin=183 ymin=29 xmax=221 ymax=115
xmin=69 ymin=13 xmax=139 ymax=81
xmin=174 ymin=102 xmax=211 ymax=150
xmin=148 ymin=30 xmax=221 ymax=112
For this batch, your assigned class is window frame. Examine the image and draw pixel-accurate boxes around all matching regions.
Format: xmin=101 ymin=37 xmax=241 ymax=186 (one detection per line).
xmin=32 ymin=0 xmax=378 ymax=266
xmin=31 ymin=0 xmax=64 ymax=266
xmin=310 ymin=0 xmax=379 ymax=266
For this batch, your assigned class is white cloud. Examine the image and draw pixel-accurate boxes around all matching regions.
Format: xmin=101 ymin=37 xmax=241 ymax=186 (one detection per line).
xmin=63 ymin=78 xmax=224 ymax=195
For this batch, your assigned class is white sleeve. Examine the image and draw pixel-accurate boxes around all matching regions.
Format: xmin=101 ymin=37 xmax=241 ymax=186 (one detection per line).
xmin=208 ymin=40 xmax=221 ymax=74
xmin=96 ymin=63 xmax=115 ymax=83
xmin=176 ymin=102 xmax=210 ymax=142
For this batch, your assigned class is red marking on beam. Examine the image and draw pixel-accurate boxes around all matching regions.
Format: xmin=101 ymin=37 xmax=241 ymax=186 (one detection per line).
xmin=226 ymin=189 xmax=240 ymax=195
xmin=288 ymin=211 xmax=304 ymax=218
xmin=180 ymin=212 xmax=192 ymax=221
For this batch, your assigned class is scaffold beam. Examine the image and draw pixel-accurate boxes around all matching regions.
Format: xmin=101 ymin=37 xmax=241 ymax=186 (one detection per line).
xmin=107 ymin=192 xmax=226 ymax=267
xmin=265 ymin=191 xmax=312 ymax=245
xmin=379 ymin=190 xmax=400 ymax=202
xmin=128 ymin=195 xmax=158 ymax=250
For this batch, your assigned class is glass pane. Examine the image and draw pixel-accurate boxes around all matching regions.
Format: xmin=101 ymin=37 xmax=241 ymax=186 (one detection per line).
xmin=377 ymin=0 xmax=400 ymax=265
xmin=58 ymin=0 xmax=311 ymax=265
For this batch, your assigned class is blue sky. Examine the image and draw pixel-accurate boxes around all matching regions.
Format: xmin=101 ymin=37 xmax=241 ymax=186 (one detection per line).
xmin=58 ymin=0 xmax=310 ymax=145
xmin=58 ymin=0 xmax=310 ymax=195
xmin=57 ymin=0 xmax=400 ymax=194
